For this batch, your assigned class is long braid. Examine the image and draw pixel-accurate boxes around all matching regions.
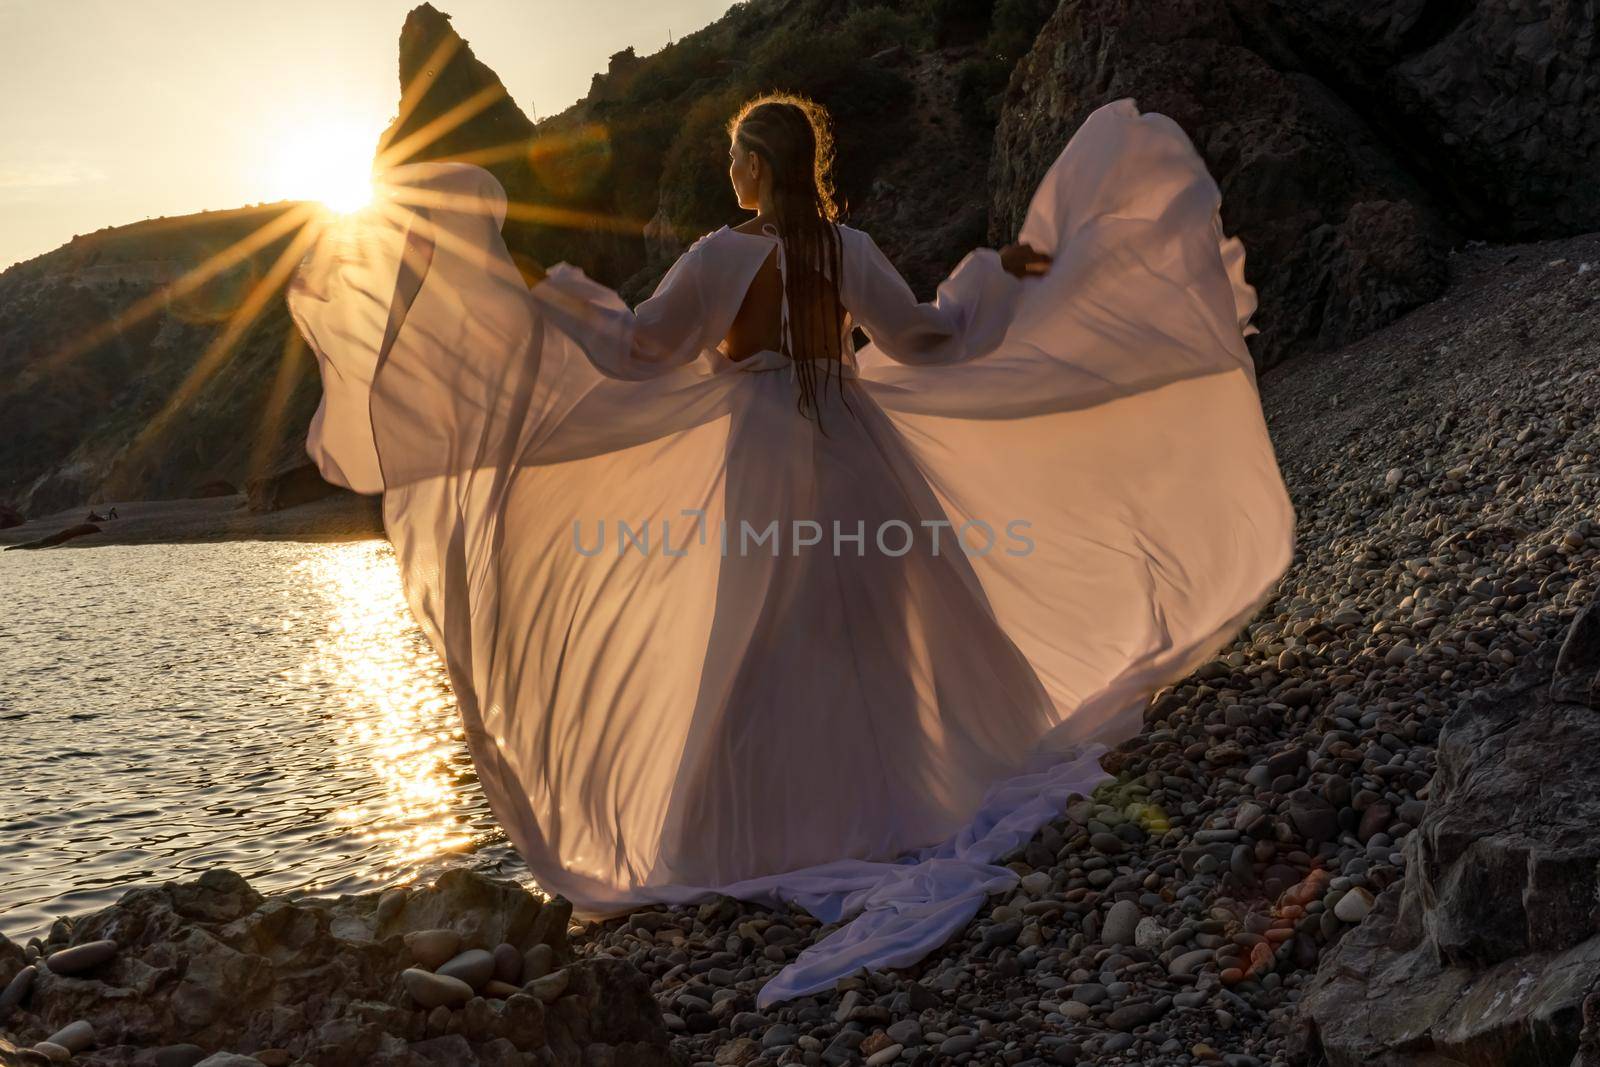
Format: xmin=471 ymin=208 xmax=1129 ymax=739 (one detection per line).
xmin=728 ymin=94 xmax=851 ymax=432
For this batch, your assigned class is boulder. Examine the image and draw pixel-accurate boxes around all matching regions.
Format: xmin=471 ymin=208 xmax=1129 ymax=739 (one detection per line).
xmin=1296 ymin=630 xmax=1600 ymax=1064
xmin=243 ymin=462 xmax=339 ymax=513
xmin=991 ymin=0 xmax=1451 ymax=370
xmin=1236 ymin=0 xmax=1600 ymax=240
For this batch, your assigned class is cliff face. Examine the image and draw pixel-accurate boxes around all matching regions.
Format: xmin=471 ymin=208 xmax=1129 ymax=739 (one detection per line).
xmin=991 ymin=0 xmax=1599 ymax=368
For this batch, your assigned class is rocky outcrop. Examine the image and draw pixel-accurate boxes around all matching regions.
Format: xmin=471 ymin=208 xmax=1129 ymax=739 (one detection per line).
xmin=991 ymin=0 xmax=1599 ymax=370
xmin=1234 ymin=0 xmax=1600 ymax=240
xmin=0 ymin=869 xmax=671 ymax=1067
xmin=1295 ymin=629 xmax=1600 ymax=1065
xmin=243 ymin=462 xmax=340 ymax=514
xmin=990 ymin=0 xmax=1453 ymax=370
xmin=3 ymin=522 xmax=100 ymax=550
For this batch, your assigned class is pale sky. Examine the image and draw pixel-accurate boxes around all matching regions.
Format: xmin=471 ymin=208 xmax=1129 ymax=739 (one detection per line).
xmin=0 ymin=0 xmax=733 ymax=270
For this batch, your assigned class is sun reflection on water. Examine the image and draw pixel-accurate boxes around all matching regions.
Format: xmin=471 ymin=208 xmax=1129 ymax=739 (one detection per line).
xmin=290 ymin=541 xmax=474 ymax=879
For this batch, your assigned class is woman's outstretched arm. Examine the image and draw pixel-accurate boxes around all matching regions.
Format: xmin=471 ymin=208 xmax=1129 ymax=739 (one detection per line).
xmin=842 ymin=228 xmax=1048 ymax=367
xmin=521 ymin=241 xmax=712 ymax=381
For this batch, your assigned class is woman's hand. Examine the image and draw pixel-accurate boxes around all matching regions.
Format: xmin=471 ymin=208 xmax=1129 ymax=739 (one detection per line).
xmin=999 ymin=242 xmax=1051 ymax=279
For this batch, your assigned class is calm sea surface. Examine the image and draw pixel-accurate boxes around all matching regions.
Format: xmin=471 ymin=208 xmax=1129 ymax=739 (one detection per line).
xmin=0 ymin=540 xmax=529 ymax=941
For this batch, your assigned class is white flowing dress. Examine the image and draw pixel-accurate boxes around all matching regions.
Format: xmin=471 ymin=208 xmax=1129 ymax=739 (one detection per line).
xmin=286 ymin=97 xmax=1294 ymax=1007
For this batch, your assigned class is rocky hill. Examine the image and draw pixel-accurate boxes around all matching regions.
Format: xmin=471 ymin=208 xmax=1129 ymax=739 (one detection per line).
xmin=1 ymin=0 xmax=1595 ymax=516
xmin=0 ymin=203 xmax=326 ymax=516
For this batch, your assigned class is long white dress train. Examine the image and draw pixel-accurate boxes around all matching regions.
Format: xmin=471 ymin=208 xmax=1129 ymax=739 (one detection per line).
xmin=286 ymin=97 xmax=1295 ymax=1007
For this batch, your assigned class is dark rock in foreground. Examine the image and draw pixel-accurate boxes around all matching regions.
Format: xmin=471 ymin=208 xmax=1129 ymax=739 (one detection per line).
xmin=1295 ymin=637 xmax=1600 ymax=1065
xmin=4 ymin=522 xmax=101 ymax=550
xmin=0 ymin=869 xmax=672 ymax=1067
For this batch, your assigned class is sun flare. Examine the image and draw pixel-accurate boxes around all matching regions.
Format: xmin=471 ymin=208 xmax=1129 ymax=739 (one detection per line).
xmin=262 ymin=113 xmax=383 ymax=214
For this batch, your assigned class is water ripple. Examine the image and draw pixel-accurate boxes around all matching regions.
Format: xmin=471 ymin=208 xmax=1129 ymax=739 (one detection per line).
xmin=0 ymin=540 xmax=529 ymax=940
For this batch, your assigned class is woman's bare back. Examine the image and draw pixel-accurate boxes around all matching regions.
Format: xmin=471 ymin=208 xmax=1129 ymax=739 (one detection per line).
xmin=722 ymin=218 xmax=844 ymax=363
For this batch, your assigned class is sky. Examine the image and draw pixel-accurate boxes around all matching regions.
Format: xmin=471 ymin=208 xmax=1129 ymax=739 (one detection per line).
xmin=0 ymin=0 xmax=734 ymax=270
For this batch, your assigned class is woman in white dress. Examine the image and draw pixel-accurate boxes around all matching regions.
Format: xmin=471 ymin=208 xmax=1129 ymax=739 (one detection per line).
xmin=287 ymin=92 xmax=1294 ymax=1007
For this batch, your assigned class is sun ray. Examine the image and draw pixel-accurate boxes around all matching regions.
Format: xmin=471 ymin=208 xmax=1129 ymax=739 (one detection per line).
xmin=373 ymin=34 xmax=465 ymax=163
xmin=380 ymin=183 xmax=656 ymax=238
xmin=375 ymin=84 xmax=508 ymax=172
xmin=248 ymin=325 xmax=311 ymax=487
xmin=368 ymin=198 xmax=526 ymax=289
xmin=26 ymin=202 xmax=318 ymax=385
xmin=120 ymin=218 xmax=327 ymax=469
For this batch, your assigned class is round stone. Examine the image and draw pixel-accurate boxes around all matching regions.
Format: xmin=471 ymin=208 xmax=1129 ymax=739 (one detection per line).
xmin=437 ymin=948 xmax=495 ymax=990
xmin=44 ymin=1019 xmax=94 ymax=1053
xmin=403 ymin=929 xmax=462 ymax=970
xmin=491 ymin=943 xmax=522 ymax=984
xmin=401 ymin=967 xmax=474 ymax=1009
xmin=522 ymin=942 xmax=556 ymax=982
xmin=44 ymin=939 xmax=117 ymax=976
xmin=1102 ymin=900 xmax=1141 ymax=946
xmin=1334 ymin=886 xmax=1375 ymax=923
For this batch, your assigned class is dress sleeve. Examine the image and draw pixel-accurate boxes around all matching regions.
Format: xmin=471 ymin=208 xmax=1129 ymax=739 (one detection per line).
xmin=527 ymin=238 xmax=714 ymax=381
xmin=842 ymin=227 xmax=1023 ymax=367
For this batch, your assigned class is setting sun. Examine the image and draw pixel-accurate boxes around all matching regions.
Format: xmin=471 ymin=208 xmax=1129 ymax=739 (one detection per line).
xmin=261 ymin=112 xmax=384 ymax=214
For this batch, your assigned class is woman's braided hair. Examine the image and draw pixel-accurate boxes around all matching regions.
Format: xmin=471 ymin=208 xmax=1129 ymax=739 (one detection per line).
xmin=727 ymin=92 xmax=851 ymax=429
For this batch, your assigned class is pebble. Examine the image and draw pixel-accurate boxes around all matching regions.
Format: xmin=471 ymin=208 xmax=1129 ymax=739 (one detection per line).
xmin=522 ymin=941 xmax=555 ymax=981
xmin=865 ymin=1044 xmax=904 ymax=1065
xmin=375 ymin=887 xmax=406 ymax=925
xmin=1102 ymin=900 xmax=1141 ymax=946
xmin=1105 ymin=1000 xmax=1166 ymax=1030
xmin=400 ymin=966 xmax=474 ymax=1009
xmin=45 ymin=1019 xmax=95 ymax=1053
xmin=437 ymin=947 xmax=496 ymax=990
xmin=152 ymin=1045 xmax=208 ymax=1067
xmin=526 ymin=968 xmax=570 ymax=1003
xmin=44 ymin=938 xmax=118 ymax=975
xmin=886 ymin=1019 xmax=922 ymax=1045
xmin=939 ymin=1034 xmax=980 ymax=1055
xmin=492 ymin=942 xmax=522 ymax=983
xmin=0 ymin=964 xmax=35 ymax=1020
xmin=1334 ymin=887 xmax=1376 ymax=923
xmin=403 ymin=928 xmax=462 ymax=970
xmin=32 ymin=1043 xmax=72 ymax=1064
xmin=1072 ymin=982 xmax=1109 ymax=1005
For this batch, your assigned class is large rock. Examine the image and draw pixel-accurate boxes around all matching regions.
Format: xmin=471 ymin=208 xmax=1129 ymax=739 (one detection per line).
xmin=243 ymin=462 xmax=340 ymax=513
xmin=990 ymin=0 xmax=1452 ymax=370
xmin=0 ymin=868 xmax=664 ymax=1067
xmin=1236 ymin=0 xmax=1600 ymax=239
xmin=1295 ymin=634 xmax=1600 ymax=1065
xmin=380 ymin=4 xmax=640 ymax=290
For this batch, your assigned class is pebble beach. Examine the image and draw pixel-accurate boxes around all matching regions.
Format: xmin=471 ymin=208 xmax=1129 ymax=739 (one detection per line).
xmin=2 ymin=231 xmax=1597 ymax=1066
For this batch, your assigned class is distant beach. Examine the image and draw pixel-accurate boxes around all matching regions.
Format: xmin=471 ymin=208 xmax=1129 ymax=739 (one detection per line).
xmin=0 ymin=493 xmax=383 ymax=550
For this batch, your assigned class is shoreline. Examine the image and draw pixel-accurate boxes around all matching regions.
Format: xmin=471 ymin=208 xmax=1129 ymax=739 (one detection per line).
xmin=0 ymin=493 xmax=384 ymax=551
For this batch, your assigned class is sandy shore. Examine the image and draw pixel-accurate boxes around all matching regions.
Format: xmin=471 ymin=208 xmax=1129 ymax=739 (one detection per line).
xmin=0 ymin=493 xmax=384 ymax=550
